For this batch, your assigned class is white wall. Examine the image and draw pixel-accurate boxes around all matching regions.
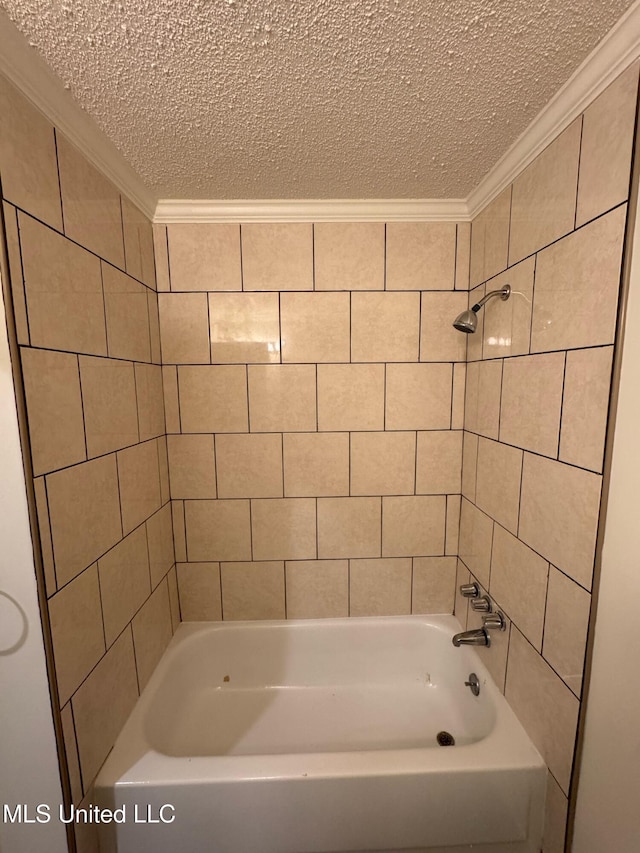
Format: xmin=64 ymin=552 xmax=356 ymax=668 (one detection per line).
xmin=572 ymin=191 xmax=640 ymax=848
xmin=0 ymin=277 xmax=67 ymax=852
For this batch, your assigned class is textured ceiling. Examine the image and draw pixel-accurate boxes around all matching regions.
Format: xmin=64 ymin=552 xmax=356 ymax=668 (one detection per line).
xmin=1 ymin=0 xmax=635 ymax=199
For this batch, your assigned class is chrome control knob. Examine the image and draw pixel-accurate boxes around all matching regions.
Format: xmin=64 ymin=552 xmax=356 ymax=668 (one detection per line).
xmin=483 ymin=611 xmax=506 ymax=631
xmin=470 ymin=595 xmax=492 ymax=612
xmin=459 ymin=583 xmax=479 ymax=598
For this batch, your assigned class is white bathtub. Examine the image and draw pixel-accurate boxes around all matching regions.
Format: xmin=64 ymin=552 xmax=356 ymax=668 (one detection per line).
xmin=95 ymin=615 xmax=546 ymax=853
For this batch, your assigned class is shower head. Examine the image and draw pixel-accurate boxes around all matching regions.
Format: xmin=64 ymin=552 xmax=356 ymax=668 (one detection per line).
xmin=452 ymin=284 xmax=511 ymax=334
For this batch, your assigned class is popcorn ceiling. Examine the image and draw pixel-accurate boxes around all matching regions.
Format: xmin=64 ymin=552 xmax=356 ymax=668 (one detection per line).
xmin=1 ymin=0 xmax=633 ymax=199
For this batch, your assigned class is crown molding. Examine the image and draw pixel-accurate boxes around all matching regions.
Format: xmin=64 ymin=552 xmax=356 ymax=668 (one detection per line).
xmin=467 ymin=0 xmax=640 ymax=219
xmin=0 ymin=9 xmax=157 ymax=219
xmin=153 ymin=198 xmax=469 ymax=223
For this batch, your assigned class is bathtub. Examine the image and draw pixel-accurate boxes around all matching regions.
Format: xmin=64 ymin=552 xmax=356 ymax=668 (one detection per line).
xmin=95 ymin=615 xmax=546 ymax=853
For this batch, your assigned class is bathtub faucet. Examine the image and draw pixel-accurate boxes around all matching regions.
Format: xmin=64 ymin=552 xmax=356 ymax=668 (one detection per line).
xmin=452 ymin=628 xmax=490 ymax=647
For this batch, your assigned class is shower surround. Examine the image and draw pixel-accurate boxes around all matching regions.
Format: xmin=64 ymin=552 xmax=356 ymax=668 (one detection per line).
xmin=0 ymin=57 xmax=638 ymax=853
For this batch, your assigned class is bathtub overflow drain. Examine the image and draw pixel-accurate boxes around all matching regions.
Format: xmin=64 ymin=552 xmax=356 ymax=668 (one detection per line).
xmin=436 ymin=731 xmax=455 ymax=747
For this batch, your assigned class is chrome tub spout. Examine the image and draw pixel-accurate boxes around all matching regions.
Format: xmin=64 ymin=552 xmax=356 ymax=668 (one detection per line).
xmin=452 ymin=628 xmax=490 ymax=647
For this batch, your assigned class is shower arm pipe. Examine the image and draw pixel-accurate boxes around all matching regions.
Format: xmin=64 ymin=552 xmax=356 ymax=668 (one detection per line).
xmin=470 ymin=284 xmax=511 ymax=313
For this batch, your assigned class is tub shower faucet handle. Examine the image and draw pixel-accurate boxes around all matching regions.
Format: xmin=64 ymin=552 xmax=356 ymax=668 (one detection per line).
xmin=483 ymin=611 xmax=506 ymax=631
xmin=459 ymin=583 xmax=479 ymax=598
xmin=470 ymin=595 xmax=492 ymax=613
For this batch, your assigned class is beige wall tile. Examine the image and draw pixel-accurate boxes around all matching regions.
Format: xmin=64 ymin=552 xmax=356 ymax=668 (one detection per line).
xmin=216 ymin=433 xmax=283 ymax=498
xmin=47 ymin=455 xmax=122 ymax=586
xmin=452 ymin=363 xmax=466 ymax=429
xmin=98 ymin=526 xmax=151 ymax=647
xmin=171 ymin=500 xmax=187 ymax=562
xmin=543 ymin=771 xmax=568 ymax=853
xmin=148 ymin=290 xmax=161 ymax=364
xmin=74 ymin=791 xmax=101 ymax=851
xmin=162 ymin=366 xmax=181 ymax=433
xmin=412 ymin=556 xmax=457 ymax=614
xmin=248 ymin=364 xmax=316 ymax=432
xmin=560 ymin=346 xmax=613 ymax=472
xmin=0 ymin=76 xmax=63 ymax=230
xmin=455 ymin=222 xmax=471 ymax=290
xmin=317 ymin=363 xmax=384 ymax=431
xmin=72 ymin=629 xmax=139 ymax=787
xmin=475 ymin=438 xmax=522 ymax=534
xmin=351 ymin=292 xmax=420 ymax=362
xmin=153 ymin=224 xmax=171 ymax=292
xmin=221 ymin=561 xmax=286 ymax=620
xmin=482 ymin=187 xmax=512 ymax=281
xmin=445 ymin=494 xmax=461 ymax=556
xmin=469 ymin=215 xmax=485 ymax=289
xmin=132 ymin=582 xmax=173 ymax=689
xmin=167 ymin=434 xmax=216 ymax=499
xmin=351 ymin=431 xmax=416 ymax=496
xmin=543 ymin=567 xmax=591 ymax=697
xmin=454 ymin=559 xmax=470 ymax=629
xmin=386 ymin=222 xmax=456 ymax=290
xmin=318 ymin=497 xmax=381 ymax=559
xmin=315 ymin=223 xmax=384 ymax=290
xmin=242 ymin=223 xmax=313 ymax=291
xmin=209 ymin=292 xmax=280 ymax=363
xmin=532 ymin=206 xmax=626 ymax=352
xmin=482 ymin=258 xmax=534 ymax=359
xmin=21 ymin=348 xmax=86 ymax=476
xmin=490 ymin=524 xmax=549 ymax=651
xmin=464 ymin=359 xmax=502 ymax=439
xmin=117 ymin=440 xmax=162 ymax=534
xmin=281 ymin=292 xmax=350 ymax=363
xmin=167 ymin=223 xmax=241 ymax=291
xmin=420 ymin=292 xmax=468 ymax=362
xmin=57 ymin=134 xmax=125 ymax=267
xmin=177 ymin=562 xmax=222 ymax=620
xmin=3 ymin=202 xmax=29 ymax=345
xmin=458 ymin=498 xmax=493 ymax=589
xmin=382 ymin=495 xmax=446 ymax=557
xmin=135 ymin=363 xmax=165 ymax=442
xmin=60 ymin=703 xmax=82 ymax=805
xmin=102 ymin=263 xmax=151 ymax=362
xmin=80 ymin=356 xmax=139 ymax=458
xmin=157 ymin=436 xmax=170 ymax=505
xmin=49 ymin=565 xmax=105 ymax=706
xmin=386 ymin=363 xmax=452 ymax=430
xmin=285 ymin=560 xmax=349 ymax=618
xmin=505 ymin=628 xmax=580 ymax=793
xmin=179 ymin=365 xmax=248 ymax=432
xmin=283 ymin=433 xmax=349 ymax=497
xmin=158 ymin=292 xmax=210 ymax=364
xmin=519 ymin=453 xmax=602 ymax=589
xmin=252 ymin=498 xmax=317 ymax=560
xmin=185 ymin=499 xmax=251 ymax=561
xmin=19 ymin=212 xmax=106 ymax=355
xmin=146 ymin=503 xmax=175 ymax=588
xmin=350 ymin=558 xmax=412 ymax=616
xmin=576 ymin=62 xmax=639 ymax=227
xmin=500 ymin=352 xmax=565 ymax=457
xmin=167 ymin=566 xmax=181 ymax=631
xmin=121 ymin=196 xmax=155 ymax=288
xmin=416 ymin=431 xmax=462 ymax=494
xmin=33 ymin=477 xmax=56 ymax=595
xmin=461 ymin=431 xmax=478 ymax=502
xmin=509 ymin=119 xmax=582 ymax=264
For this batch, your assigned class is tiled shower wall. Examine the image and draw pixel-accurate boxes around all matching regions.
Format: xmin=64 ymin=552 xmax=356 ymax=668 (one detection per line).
xmin=0 ymin=74 xmax=178 ymax=849
xmin=455 ymin=62 xmax=639 ymax=852
xmin=154 ymin=219 xmax=470 ymax=620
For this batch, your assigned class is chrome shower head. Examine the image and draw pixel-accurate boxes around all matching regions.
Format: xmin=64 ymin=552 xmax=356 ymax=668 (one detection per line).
xmin=452 ymin=284 xmax=511 ymax=334
xmin=452 ymin=309 xmax=478 ymax=334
